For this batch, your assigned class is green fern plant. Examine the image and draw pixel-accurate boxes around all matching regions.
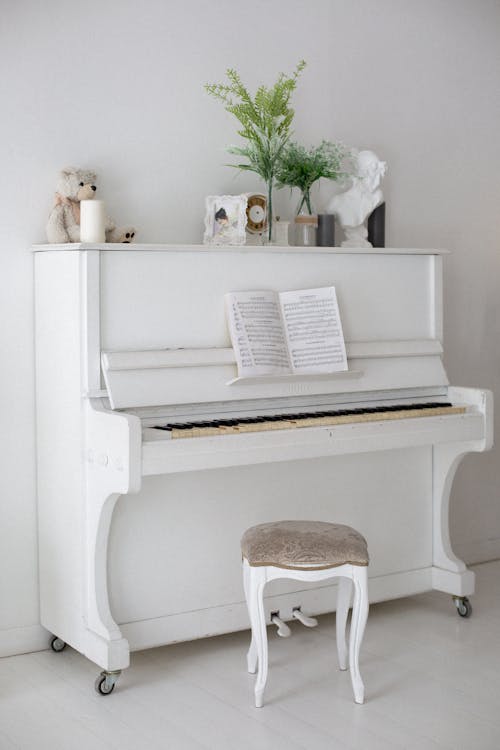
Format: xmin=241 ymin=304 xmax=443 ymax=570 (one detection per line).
xmin=276 ymin=140 xmax=350 ymax=215
xmin=205 ymin=61 xmax=306 ymax=240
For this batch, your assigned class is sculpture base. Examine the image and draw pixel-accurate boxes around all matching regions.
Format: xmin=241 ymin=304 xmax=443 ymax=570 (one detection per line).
xmin=341 ymin=225 xmax=372 ymax=248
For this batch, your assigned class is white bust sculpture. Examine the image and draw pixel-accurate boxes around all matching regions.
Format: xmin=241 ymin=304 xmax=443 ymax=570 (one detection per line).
xmin=328 ymin=150 xmax=387 ymax=247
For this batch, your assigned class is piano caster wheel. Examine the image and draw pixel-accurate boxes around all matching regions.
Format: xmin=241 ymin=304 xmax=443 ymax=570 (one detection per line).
xmin=94 ymin=670 xmax=121 ymax=696
xmin=50 ymin=636 xmax=66 ymax=653
xmin=453 ymin=596 xmax=472 ymax=618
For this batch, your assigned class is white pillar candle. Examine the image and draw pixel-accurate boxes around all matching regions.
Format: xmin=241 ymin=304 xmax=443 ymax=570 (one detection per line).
xmin=80 ymin=200 xmax=106 ymax=243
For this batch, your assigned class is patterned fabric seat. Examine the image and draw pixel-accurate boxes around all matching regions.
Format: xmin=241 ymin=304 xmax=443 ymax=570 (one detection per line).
xmin=241 ymin=520 xmax=369 ymax=570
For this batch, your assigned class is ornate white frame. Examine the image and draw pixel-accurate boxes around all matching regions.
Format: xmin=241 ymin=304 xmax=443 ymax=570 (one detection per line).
xmin=203 ymin=194 xmax=248 ymax=245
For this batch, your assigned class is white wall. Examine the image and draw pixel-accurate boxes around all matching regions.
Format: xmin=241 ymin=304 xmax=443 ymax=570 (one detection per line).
xmin=1 ymin=0 xmax=499 ymax=654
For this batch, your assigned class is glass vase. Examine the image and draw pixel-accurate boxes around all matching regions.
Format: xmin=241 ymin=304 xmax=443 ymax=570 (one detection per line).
xmin=296 ymin=188 xmax=314 ymax=216
xmin=293 ymin=189 xmax=317 ymax=246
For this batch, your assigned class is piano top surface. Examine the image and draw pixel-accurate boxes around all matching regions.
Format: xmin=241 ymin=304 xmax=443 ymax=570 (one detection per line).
xmin=32 ymin=243 xmax=450 ymax=255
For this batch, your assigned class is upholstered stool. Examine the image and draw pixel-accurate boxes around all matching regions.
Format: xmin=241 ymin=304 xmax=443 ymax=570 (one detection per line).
xmin=241 ymin=520 xmax=369 ymax=707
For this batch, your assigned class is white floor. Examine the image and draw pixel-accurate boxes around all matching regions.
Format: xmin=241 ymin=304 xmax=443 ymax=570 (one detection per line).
xmin=1 ymin=561 xmax=499 ymax=750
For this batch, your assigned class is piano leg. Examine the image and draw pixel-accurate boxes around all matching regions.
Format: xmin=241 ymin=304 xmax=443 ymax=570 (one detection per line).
xmin=431 ymin=443 xmax=476 ymax=599
xmin=82 ymin=401 xmax=141 ymax=674
xmin=84 ymin=488 xmax=130 ymax=673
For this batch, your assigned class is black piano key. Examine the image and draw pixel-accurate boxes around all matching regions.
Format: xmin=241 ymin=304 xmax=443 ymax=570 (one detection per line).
xmin=213 ymin=420 xmax=240 ymax=428
xmin=232 ymin=417 xmax=264 ymax=425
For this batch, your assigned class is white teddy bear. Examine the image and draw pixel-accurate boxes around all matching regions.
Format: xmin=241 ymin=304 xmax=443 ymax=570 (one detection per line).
xmin=46 ymin=167 xmax=136 ymax=244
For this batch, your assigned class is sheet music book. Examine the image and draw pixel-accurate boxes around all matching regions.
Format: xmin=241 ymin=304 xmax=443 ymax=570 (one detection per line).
xmin=225 ymin=286 xmax=348 ymax=378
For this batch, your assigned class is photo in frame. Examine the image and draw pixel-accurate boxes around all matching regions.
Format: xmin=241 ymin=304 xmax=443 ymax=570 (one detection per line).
xmin=203 ymin=194 xmax=248 ymax=245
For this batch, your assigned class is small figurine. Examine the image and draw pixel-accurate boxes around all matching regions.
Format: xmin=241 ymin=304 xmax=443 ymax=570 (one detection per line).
xmin=328 ymin=150 xmax=386 ymax=248
xmin=46 ymin=167 xmax=136 ymax=244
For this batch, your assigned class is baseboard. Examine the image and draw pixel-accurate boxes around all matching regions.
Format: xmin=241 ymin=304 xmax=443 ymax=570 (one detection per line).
xmin=0 ymin=624 xmax=49 ymax=658
xmin=456 ymin=537 xmax=500 ymax=566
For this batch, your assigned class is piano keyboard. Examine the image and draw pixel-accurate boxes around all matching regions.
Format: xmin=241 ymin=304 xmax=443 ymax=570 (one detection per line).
xmin=153 ymin=402 xmax=466 ymax=440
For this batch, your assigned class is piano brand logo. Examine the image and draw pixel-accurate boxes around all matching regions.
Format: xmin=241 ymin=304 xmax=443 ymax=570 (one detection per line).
xmin=287 ymin=382 xmax=314 ymax=396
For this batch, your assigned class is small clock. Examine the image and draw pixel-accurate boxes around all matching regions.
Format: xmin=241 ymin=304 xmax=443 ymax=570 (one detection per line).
xmin=246 ymin=194 xmax=268 ymax=234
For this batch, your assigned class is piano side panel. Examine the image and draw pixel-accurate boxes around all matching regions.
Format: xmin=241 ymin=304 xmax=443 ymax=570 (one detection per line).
xmin=108 ymin=446 xmax=432 ymax=640
xmin=100 ymin=250 xmax=437 ymax=351
xmin=34 ymin=252 xmax=87 ymax=644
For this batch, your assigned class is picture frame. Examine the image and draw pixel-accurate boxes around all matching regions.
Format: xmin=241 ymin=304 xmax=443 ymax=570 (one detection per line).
xmin=203 ymin=194 xmax=248 ymax=245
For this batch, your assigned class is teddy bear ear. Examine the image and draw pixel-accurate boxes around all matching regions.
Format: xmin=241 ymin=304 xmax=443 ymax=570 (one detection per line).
xmin=60 ymin=166 xmax=77 ymax=177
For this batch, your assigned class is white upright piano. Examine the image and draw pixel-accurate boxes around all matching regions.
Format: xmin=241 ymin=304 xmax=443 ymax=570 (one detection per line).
xmin=34 ymin=244 xmax=492 ymax=693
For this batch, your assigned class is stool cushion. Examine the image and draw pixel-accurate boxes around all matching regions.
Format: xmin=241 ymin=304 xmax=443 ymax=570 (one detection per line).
xmin=241 ymin=520 xmax=369 ymax=570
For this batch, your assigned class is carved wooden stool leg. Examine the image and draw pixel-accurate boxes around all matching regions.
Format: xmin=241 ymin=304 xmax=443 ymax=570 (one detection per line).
xmin=246 ymin=564 xmax=268 ymax=707
xmin=349 ymin=565 xmax=369 ymax=704
xmin=336 ymin=576 xmax=352 ymax=671
xmin=243 ymin=560 xmax=257 ymax=673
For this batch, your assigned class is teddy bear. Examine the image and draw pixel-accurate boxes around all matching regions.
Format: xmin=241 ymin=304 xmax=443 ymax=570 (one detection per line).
xmin=46 ymin=167 xmax=136 ymax=244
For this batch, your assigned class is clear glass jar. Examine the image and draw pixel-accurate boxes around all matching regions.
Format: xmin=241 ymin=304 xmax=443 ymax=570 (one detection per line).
xmin=294 ymin=214 xmax=318 ymax=246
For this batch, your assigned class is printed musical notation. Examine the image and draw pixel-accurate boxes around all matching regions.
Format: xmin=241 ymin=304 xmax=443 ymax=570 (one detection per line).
xmin=225 ymin=287 xmax=347 ymax=378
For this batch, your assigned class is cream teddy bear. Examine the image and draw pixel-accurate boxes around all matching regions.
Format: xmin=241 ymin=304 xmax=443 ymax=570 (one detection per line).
xmin=46 ymin=167 xmax=136 ymax=244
